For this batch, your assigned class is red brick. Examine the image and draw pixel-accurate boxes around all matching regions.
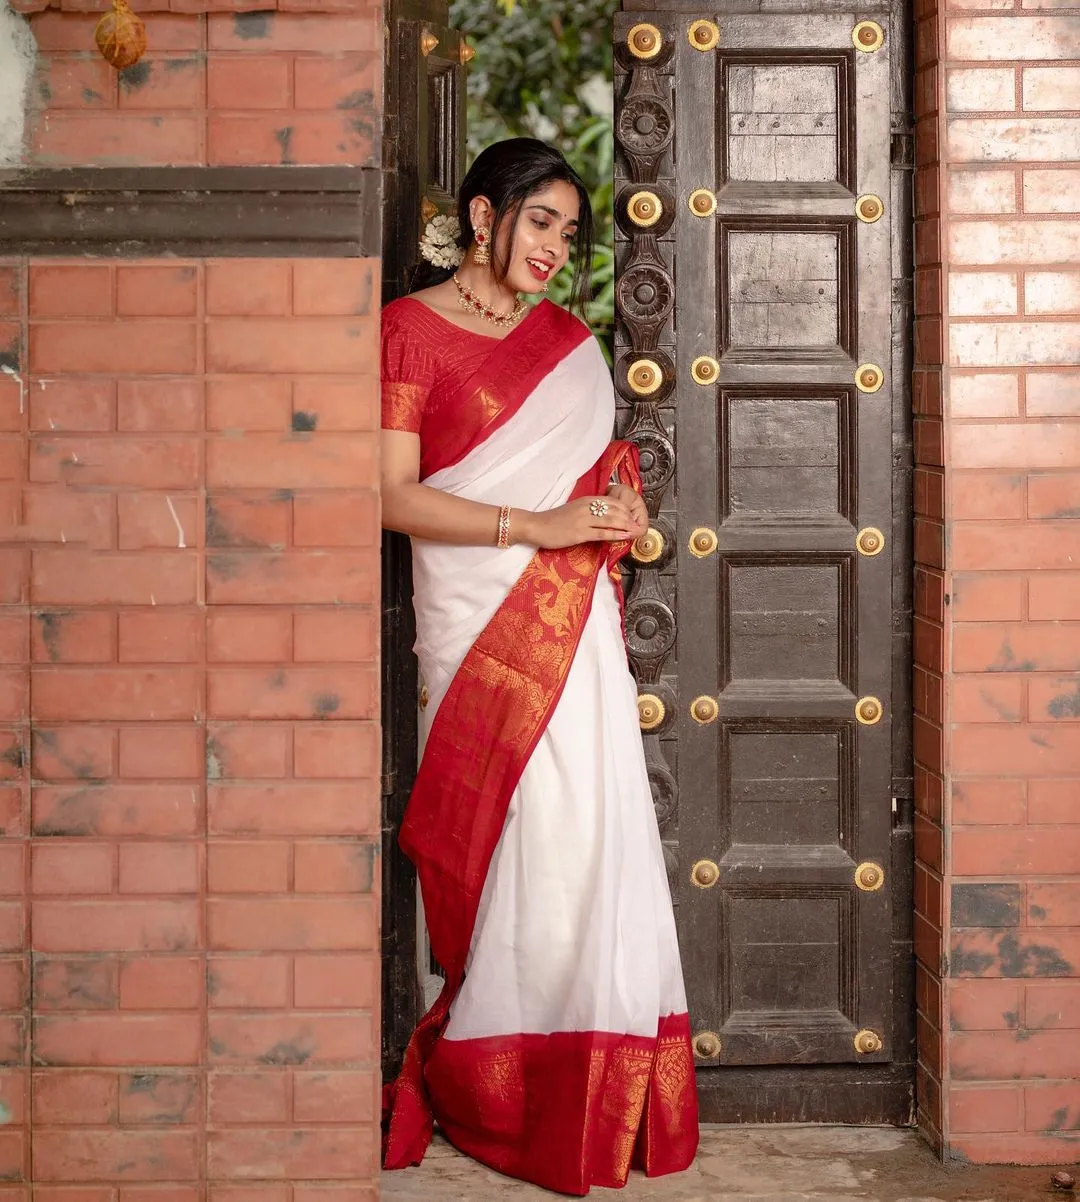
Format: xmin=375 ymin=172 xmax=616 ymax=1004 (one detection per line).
xmin=117 ymin=379 xmax=204 ymax=433
xmin=1029 ymin=572 xmax=1080 ymax=621
xmin=32 ymin=1129 xmax=198 ymax=1182
xmin=32 ymin=955 xmax=118 ymax=1012
xmin=293 ymin=1069 xmax=376 ymax=1123
xmin=207 ymin=666 xmax=375 ymax=720
xmin=1030 ymin=675 xmax=1080 ymax=722
xmin=32 ymin=1070 xmax=118 ymax=1125
xmin=207 ymin=13 xmax=377 ymax=52
xmin=117 ymin=1070 xmax=199 ymax=1124
xmin=0 ymin=381 xmax=23 ymax=434
xmin=953 ymin=623 xmax=1080 ymax=673
xmin=206 ymin=494 xmax=291 ymax=550
xmin=206 ymin=553 xmax=377 ymax=606
xmin=33 ymin=900 xmax=198 ymax=952
xmin=292 ymin=377 xmax=378 ymax=433
xmin=1028 ymin=882 xmax=1080 ymax=926
xmin=31 ymin=12 xmax=203 ymax=51
xmin=0 ymin=437 xmax=23 ymax=485
xmin=0 ymin=1014 xmax=26 ymax=1062
xmin=954 ymin=827 xmax=1080 ymax=875
xmin=0 ymin=902 xmax=25 ymax=952
xmin=951 ymin=928 xmax=1080 ymax=977
xmin=0 ymin=958 xmax=27 ymax=1011
xmin=31 ymin=844 xmax=114 ymax=896
xmin=33 ymin=113 xmax=202 ymax=167
xmin=31 ymin=610 xmax=114 ymax=664
xmin=207 ymin=56 xmax=292 ymax=111
xmin=292 ymin=262 xmax=374 ymax=317
xmin=205 ymin=318 xmax=374 ymax=375
xmin=31 ymin=551 xmax=196 ymax=606
xmin=953 ymin=521 xmax=1080 ymax=571
xmin=209 ymin=783 xmax=376 ymax=837
xmin=292 ymin=609 xmax=375 ymax=663
xmin=0 ymin=551 xmax=29 ymax=606
xmin=22 ymin=491 xmax=115 ymax=551
xmin=292 ymin=53 xmax=377 ymax=109
xmin=292 ymin=494 xmax=378 ymax=548
xmin=30 ymin=437 xmax=199 ymax=488
xmin=207 ymin=955 xmax=290 ymax=1009
xmin=207 ymin=435 xmax=375 ymax=490
xmin=206 ymin=724 xmax=290 ymax=779
xmin=31 ymin=726 xmax=115 ymax=781
xmin=950 ymin=573 xmax=1024 ymax=622
xmin=207 ymin=611 xmax=292 ymax=664
xmin=207 ymin=896 xmax=375 ymax=951
xmin=951 ymin=1029 xmax=1080 ymax=1081
xmin=1026 ymin=982 xmax=1080 ymax=1030
xmin=29 ymin=322 xmax=198 ymax=375
xmin=293 ymin=1189 xmax=377 ymax=1202
xmin=1024 ymin=1081 xmax=1080 ymax=1132
xmin=951 ymin=1131 xmax=1080 ymax=1163
xmin=119 ymin=957 xmax=202 ymax=1010
xmin=207 ymin=111 xmax=373 ymax=167
xmin=949 ymin=1085 xmax=1021 ymax=1133
xmin=0 ymin=268 xmax=19 ymax=317
xmin=206 ymin=264 xmax=291 ymax=318
xmin=0 ymin=729 xmax=24 ymax=782
xmin=950 ymin=472 xmax=1025 ymax=520
xmin=116 ymin=57 xmax=205 ymax=111
xmin=1028 ymin=780 xmax=1079 ymax=824
xmin=34 ymin=1015 xmax=201 ymax=1068
xmin=117 ymin=494 xmax=200 ymax=551
xmin=32 ymin=668 xmax=202 ymax=722
xmin=31 ymin=57 xmax=116 ymax=110
xmin=29 ymin=379 xmax=114 ymax=432
xmin=118 ymin=612 xmax=203 ymax=664
xmin=206 ymin=377 xmax=292 ymax=430
xmin=0 ymin=844 xmax=23 ymax=894
xmin=952 ymin=778 xmax=1027 ymax=826
xmin=207 ymin=1126 xmax=375 ymax=1180
xmin=293 ymin=723 xmax=377 ymax=780
xmin=0 ymin=613 xmax=28 ymax=665
xmin=951 ymin=674 xmax=1023 ymax=723
xmin=28 ymin=266 xmax=113 ymax=318
xmin=293 ymin=842 xmax=374 ymax=895
xmin=116 ymin=266 xmax=198 ymax=317
xmin=207 ymin=1012 xmax=373 ymax=1068
xmin=0 ymin=670 xmax=28 ymax=724
xmin=210 ymin=1188 xmax=290 ymax=1202
xmin=207 ymin=842 xmax=290 ymax=895
xmin=118 ymin=726 xmax=202 ymax=780
xmin=0 ymin=1069 xmax=27 ymax=1123
xmin=33 ymin=783 xmax=201 ymax=838
xmin=207 ymin=1071 xmax=289 ymax=1123
xmin=1028 ymin=471 xmax=1080 ymax=520
xmin=118 ymin=844 xmax=200 ymax=894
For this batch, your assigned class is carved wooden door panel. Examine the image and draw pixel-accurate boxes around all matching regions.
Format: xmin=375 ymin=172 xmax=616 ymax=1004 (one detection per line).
xmin=614 ymin=3 xmax=914 ymax=1122
xmin=380 ymin=0 xmax=467 ymax=1078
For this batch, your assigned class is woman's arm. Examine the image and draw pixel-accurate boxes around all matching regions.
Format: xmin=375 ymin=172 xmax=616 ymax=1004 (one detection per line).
xmin=381 ymin=429 xmax=645 ymax=549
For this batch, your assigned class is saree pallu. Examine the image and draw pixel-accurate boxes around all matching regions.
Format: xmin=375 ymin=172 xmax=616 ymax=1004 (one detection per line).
xmin=382 ymin=301 xmax=699 ymax=1196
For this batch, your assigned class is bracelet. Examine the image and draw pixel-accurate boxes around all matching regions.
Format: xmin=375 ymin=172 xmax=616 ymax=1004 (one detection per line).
xmin=496 ymin=505 xmax=512 ymax=549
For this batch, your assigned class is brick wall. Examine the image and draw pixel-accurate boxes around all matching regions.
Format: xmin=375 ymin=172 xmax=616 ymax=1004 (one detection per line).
xmin=0 ymin=4 xmax=382 ymax=1196
xmin=915 ymin=0 xmax=1080 ymax=1164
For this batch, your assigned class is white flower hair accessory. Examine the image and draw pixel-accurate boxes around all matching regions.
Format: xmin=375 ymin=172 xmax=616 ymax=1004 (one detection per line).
xmin=419 ymin=214 xmax=465 ymax=269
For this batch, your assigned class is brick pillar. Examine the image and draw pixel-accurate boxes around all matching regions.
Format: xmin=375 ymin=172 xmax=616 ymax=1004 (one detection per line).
xmin=915 ymin=0 xmax=1080 ymax=1164
xmin=0 ymin=5 xmax=382 ymax=1197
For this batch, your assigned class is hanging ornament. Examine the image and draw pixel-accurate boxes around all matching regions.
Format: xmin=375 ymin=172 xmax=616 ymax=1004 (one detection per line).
xmin=95 ymin=0 xmax=147 ymax=70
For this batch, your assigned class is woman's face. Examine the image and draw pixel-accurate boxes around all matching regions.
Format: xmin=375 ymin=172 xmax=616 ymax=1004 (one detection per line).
xmin=477 ymin=179 xmax=581 ymax=295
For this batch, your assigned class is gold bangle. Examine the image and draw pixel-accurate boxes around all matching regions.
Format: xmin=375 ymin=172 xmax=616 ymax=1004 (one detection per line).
xmin=496 ymin=505 xmax=511 ymax=548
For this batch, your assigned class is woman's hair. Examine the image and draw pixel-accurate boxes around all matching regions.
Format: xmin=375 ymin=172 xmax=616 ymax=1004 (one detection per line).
xmin=411 ymin=138 xmax=594 ymax=316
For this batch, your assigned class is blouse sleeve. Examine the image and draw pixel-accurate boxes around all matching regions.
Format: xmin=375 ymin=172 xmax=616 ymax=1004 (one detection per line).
xmin=381 ymin=302 xmax=434 ymax=434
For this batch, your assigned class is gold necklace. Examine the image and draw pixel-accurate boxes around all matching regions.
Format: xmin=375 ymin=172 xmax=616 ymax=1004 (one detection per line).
xmin=453 ymin=273 xmax=527 ymax=329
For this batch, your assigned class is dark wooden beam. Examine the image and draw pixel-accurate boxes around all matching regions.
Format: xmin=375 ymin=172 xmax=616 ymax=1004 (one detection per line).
xmin=0 ymin=166 xmax=381 ymax=257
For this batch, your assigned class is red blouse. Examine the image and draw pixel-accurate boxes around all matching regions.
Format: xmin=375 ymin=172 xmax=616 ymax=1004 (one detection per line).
xmin=380 ymin=296 xmax=501 ymax=437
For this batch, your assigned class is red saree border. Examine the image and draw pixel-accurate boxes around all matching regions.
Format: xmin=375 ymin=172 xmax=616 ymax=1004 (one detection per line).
xmin=415 ymin=298 xmax=591 ymax=481
xmin=426 ymin=1012 xmax=699 ymax=1196
xmin=383 ymin=439 xmax=642 ymax=1172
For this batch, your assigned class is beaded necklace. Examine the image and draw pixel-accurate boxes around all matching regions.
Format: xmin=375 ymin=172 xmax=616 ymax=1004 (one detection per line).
xmin=452 ymin=272 xmax=527 ymax=329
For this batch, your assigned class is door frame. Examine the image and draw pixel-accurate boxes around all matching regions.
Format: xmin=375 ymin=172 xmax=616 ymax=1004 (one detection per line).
xmin=379 ymin=0 xmax=918 ymax=1127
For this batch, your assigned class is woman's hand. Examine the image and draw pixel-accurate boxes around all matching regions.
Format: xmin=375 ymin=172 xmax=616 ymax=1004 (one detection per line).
xmin=517 ymin=495 xmax=643 ymax=550
xmin=607 ymin=483 xmax=648 ymax=537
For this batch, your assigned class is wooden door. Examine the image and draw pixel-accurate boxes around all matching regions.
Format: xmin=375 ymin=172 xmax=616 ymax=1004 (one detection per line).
xmin=614 ymin=1 xmax=915 ymax=1122
xmin=380 ymin=0 xmax=467 ymax=1079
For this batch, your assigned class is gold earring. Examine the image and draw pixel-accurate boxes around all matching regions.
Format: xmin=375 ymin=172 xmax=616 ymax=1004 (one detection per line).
xmin=473 ymin=225 xmax=491 ymax=266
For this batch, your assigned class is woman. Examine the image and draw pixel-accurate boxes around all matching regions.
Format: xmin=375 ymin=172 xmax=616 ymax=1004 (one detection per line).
xmin=380 ymin=138 xmax=699 ymax=1196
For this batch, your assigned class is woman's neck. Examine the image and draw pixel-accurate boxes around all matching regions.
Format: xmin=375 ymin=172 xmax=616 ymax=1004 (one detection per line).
xmin=454 ymin=265 xmax=520 ymax=317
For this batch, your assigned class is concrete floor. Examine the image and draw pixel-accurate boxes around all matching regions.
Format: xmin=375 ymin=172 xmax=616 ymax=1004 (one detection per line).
xmin=381 ymin=1126 xmax=1076 ymax=1201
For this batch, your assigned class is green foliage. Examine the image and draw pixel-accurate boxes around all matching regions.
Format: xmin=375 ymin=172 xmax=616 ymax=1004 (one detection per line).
xmin=450 ymin=0 xmax=617 ymax=357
